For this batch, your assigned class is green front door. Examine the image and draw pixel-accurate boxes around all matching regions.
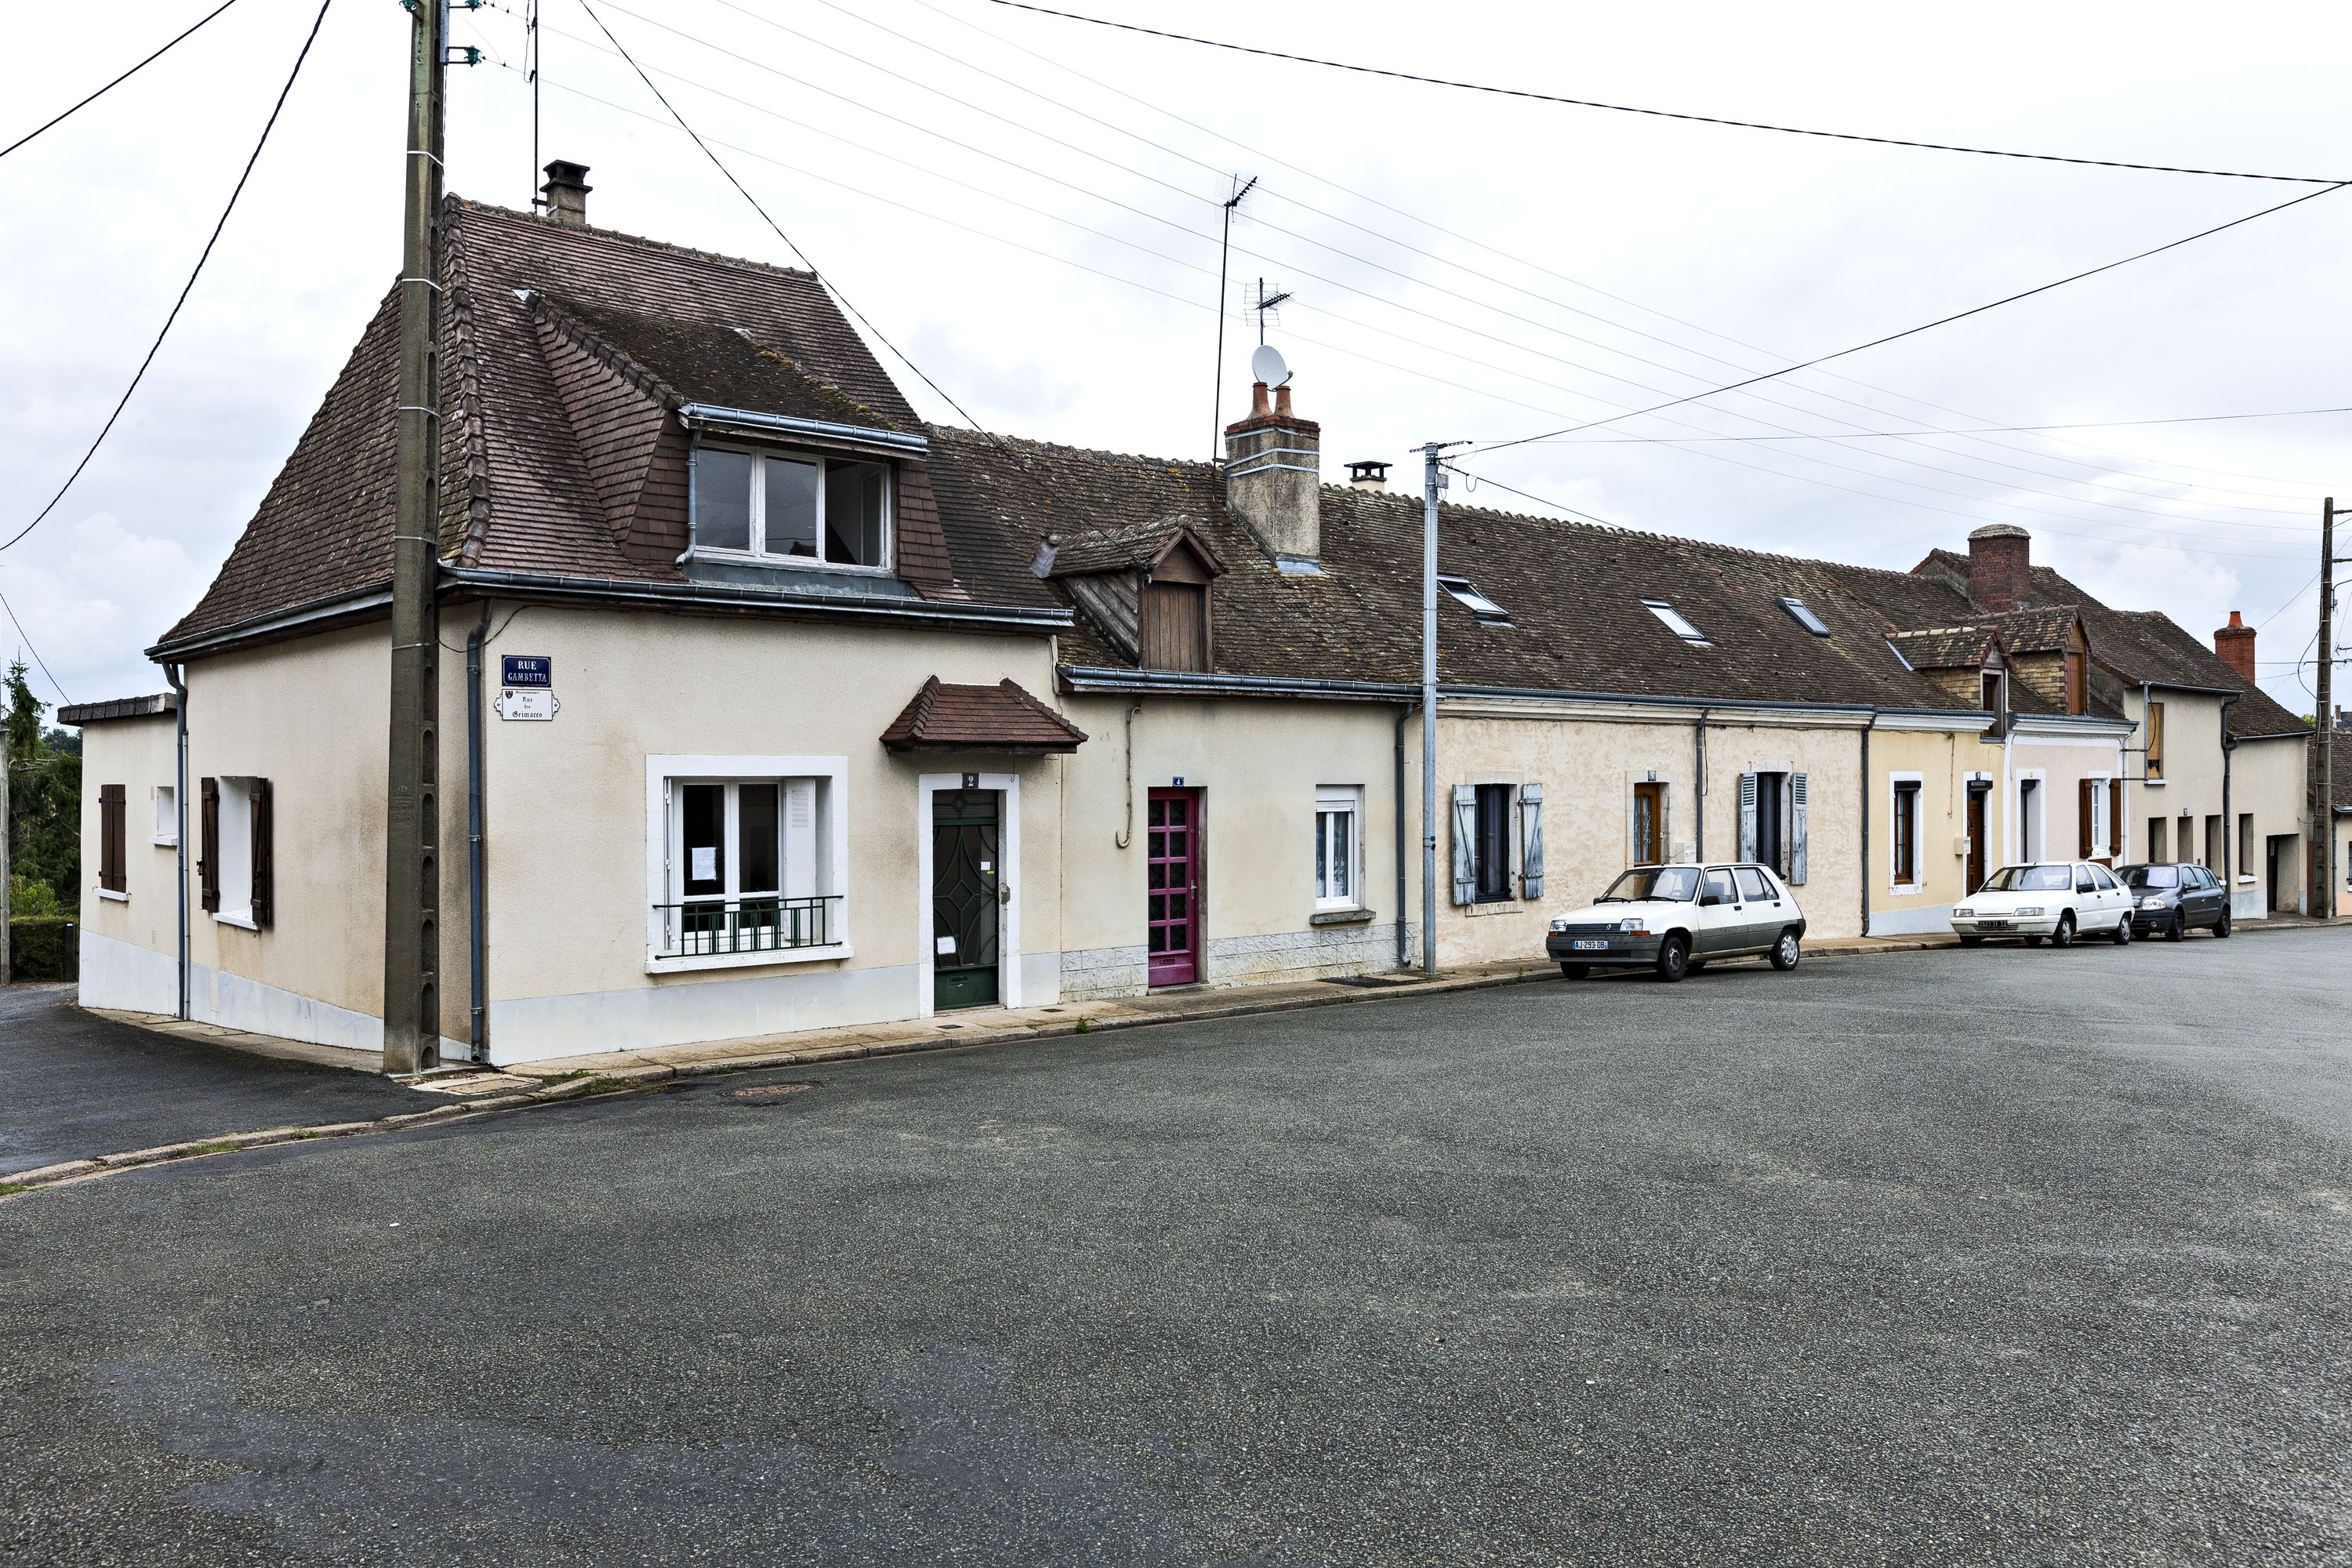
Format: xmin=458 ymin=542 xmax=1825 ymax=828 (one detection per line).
xmin=932 ymin=789 xmax=1001 ymax=1009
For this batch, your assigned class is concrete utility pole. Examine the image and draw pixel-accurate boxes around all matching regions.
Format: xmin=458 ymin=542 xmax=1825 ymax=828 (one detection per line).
xmin=383 ymin=0 xmax=448 ymax=1074
xmin=1417 ymin=441 xmax=1466 ymax=973
xmin=2315 ymin=497 xmax=2337 ymax=920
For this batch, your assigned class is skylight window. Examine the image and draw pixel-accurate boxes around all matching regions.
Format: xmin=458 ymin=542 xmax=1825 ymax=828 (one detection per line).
xmin=1641 ymin=599 xmax=1711 ymax=647
xmin=1438 ymin=575 xmax=1512 ymax=625
xmin=1778 ymin=596 xmax=1831 ymax=637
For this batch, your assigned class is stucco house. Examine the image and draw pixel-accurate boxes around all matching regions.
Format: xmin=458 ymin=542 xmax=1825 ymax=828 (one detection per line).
xmin=67 ymin=172 xmax=2307 ymax=1069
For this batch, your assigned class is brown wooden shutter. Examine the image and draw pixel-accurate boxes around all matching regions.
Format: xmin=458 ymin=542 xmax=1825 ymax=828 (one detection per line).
xmin=1140 ymin=581 xmax=1208 ymax=672
xmin=98 ymin=785 xmax=126 ymax=893
xmin=251 ymin=778 xmax=274 ymax=928
xmin=2077 ymin=780 xmax=2094 ymax=859
xmin=2110 ymin=779 xmax=2125 ymax=859
xmin=198 ymin=777 xmax=220 ymax=913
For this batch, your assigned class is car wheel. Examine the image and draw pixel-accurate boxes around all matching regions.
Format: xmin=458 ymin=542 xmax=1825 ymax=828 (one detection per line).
xmin=2214 ymin=909 xmax=2232 ymax=938
xmin=1559 ymin=962 xmax=1589 ymax=979
xmin=2165 ymin=910 xmax=2186 ymax=942
xmin=2051 ymin=913 xmax=2077 ymax=949
xmin=1770 ymin=931 xmax=1801 ymax=971
xmin=1654 ymin=933 xmax=1690 ymax=982
xmin=1958 ymin=935 xmax=1984 ymax=948
xmin=2111 ymin=913 xmax=2132 ymax=946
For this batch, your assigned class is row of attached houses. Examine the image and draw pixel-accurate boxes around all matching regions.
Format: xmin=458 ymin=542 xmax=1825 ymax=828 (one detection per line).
xmin=65 ymin=179 xmax=2322 ymax=1069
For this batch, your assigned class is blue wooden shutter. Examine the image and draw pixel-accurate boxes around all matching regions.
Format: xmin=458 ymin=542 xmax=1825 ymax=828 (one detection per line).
xmin=1737 ymin=773 xmax=1759 ymax=862
xmin=1519 ymin=783 xmax=1544 ymax=899
xmin=1450 ymin=785 xmax=1476 ymax=906
xmin=1790 ymin=772 xmax=1809 ymax=885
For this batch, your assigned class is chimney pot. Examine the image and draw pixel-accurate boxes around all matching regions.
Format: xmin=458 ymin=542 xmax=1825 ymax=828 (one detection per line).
xmin=2213 ymin=608 xmax=2257 ymax=683
xmin=1345 ymin=459 xmax=1389 ymax=491
xmin=540 ymin=159 xmax=592 ymax=227
xmin=1224 ymin=374 xmax=1321 ymax=566
xmin=1965 ymin=523 xmax=2031 ymax=613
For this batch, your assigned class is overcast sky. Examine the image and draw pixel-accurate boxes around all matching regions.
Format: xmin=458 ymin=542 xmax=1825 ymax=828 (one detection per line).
xmin=4 ymin=0 xmax=2347 ymax=718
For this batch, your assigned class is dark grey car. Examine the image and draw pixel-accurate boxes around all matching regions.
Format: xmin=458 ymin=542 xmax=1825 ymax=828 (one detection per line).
xmin=2119 ymin=862 xmax=2232 ymax=940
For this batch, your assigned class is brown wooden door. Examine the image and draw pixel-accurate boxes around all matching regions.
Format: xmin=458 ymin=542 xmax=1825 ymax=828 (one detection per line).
xmin=1146 ymin=788 xmax=1202 ymax=985
xmin=1632 ymin=782 xmax=1664 ymax=865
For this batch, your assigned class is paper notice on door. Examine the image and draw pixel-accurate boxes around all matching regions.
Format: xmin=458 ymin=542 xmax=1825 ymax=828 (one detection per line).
xmin=980 ymin=861 xmax=993 ymax=873
xmin=935 ymin=935 xmax=956 ymax=955
xmin=691 ymin=847 xmax=717 ymax=882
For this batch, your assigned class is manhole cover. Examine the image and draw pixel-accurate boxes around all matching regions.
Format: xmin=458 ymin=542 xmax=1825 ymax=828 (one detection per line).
xmin=733 ymin=1083 xmax=813 ymax=1103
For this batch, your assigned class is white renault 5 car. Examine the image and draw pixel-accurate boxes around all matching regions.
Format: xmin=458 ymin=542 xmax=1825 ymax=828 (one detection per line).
xmin=1544 ymin=862 xmax=1806 ymax=982
xmin=1950 ymin=862 xmax=2133 ymax=948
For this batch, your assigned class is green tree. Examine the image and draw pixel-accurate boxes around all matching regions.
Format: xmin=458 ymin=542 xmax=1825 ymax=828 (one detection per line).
xmin=5 ymin=660 xmax=79 ymax=914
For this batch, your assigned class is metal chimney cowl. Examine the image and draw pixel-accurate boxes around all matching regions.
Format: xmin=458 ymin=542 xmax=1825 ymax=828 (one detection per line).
xmin=1223 ymin=379 xmax=1322 ymax=572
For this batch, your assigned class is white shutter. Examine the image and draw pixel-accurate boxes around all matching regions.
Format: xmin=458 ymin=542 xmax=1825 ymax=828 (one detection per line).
xmin=1450 ymin=785 xmax=1476 ymax=906
xmin=1790 ymin=772 xmax=1809 ymax=885
xmin=1737 ymin=773 xmax=1759 ymax=862
xmin=1519 ymin=782 xmax=1545 ymax=900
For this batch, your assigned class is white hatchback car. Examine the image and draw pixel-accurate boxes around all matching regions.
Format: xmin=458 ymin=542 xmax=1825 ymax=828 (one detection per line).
xmin=1544 ymin=862 xmax=1806 ymax=982
xmin=1951 ymin=862 xmax=2134 ymax=948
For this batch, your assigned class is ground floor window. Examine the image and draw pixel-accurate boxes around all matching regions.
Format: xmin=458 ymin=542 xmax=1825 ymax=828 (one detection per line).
xmin=655 ymin=764 xmax=839 ymax=960
xmin=1315 ymin=786 xmax=1362 ymax=909
xmin=2148 ymin=816 xmax=2169 ymax=862
xmin=152 ymin=783 xmax=176 ymax=846
xmin=1473 ymin=784 xmax=1512 ymax=902
xmin=1892 ymin=779 xmax=1920 ymax=885
xmin=198 ymin=775 xmax=273 ymax=928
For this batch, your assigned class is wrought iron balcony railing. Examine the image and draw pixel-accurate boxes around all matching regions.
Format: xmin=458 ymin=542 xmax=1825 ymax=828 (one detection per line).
xmin=654 ymin=894 xmax=841 ymax=958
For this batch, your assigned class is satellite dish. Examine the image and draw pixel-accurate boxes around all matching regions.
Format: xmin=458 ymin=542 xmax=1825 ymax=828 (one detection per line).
xmin=1250 ymin=343 xmax=1290 ymax=388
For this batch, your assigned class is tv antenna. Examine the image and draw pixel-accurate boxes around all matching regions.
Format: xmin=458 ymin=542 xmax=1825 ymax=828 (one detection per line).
xmin=1250 ymin=278 xmax=1293 ymax=345
xmin=1210 ymin=172 xmax=1258 ymax=463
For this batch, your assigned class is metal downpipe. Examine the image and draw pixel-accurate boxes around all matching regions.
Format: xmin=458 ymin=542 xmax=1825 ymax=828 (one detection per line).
xmin=164 ymin=662 xmax=190 ymax=1021
xmin=466 ymin=603 xmax=489 ymax=1063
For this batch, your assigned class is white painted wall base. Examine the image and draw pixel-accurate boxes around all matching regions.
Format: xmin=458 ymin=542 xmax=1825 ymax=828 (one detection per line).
xmin=78 ymin=929 xmax=179 ymax=1016
xmin=486 ymin=960 xmax=926 ymax=1065
xmin=1060 ymin=920 xmax=1404 ymax=1001
xmin=1867 ymin=902 xmax=1955 ymax=938
xmin=2231 ymin=888 xmax=2266 ymax=921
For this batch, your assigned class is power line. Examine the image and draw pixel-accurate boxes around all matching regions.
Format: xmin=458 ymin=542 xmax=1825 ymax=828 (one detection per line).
xmin=0 ymin=0 xmax=243 ymax=162
xmin=1530 ymin=406 xmax=2352 ymax=444
xmin=570 ymin=0 xmax=1075 ymax=518
xmin=978 ymin=0 xmax=2344 ymax=186
xmin=513 ymin=57 xmax=2316 ymax=561
xmin=550 ymin=4 xmax=2321 ymax=537
xmin=0 ymin=0 xmax=333 ymax=557
xmin=0 ymin=590 xmax=67 ymax=704
xmin=910 ymin=0 xmax=2342 ymax=497
xmin=1475 ymin=180 xmax=2350 ymax=457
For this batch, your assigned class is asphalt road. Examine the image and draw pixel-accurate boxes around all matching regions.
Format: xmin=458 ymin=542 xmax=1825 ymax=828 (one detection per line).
xmin=5 ymin=930 xmax=2350 ymax=1565
xmin=0 ymin=985 xmax=421 ymax=1177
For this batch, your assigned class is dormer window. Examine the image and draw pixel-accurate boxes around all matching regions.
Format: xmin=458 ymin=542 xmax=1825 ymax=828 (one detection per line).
xmin=693 ymin=445 xmax=891 ymax=569
xmin=1642 ymin=599 xmax=1711 ymax=647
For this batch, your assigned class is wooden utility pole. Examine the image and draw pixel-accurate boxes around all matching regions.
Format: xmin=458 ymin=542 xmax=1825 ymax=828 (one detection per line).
xmin=2315 ymin=497 xmax=2336 ymax=920
xmin=383 ymin=0 xmax=447 ymax=1074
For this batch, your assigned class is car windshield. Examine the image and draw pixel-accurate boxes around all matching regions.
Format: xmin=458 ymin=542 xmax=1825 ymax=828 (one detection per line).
xmin=2125 ymin=865 xmax=2180 ymax=888
xmin=1980 ymin=865 xmax=2074 ymax=893
xmin=1599 ymin=866 xmax=1698 ymax=902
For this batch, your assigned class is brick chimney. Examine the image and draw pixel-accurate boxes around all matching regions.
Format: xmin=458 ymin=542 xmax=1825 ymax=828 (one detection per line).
xmin=540 ymin=160 xmax=592 ymax=227
xmin=1224 ymin=377 xmax=1322 ymax=569
xmin=1966 ymin=523 xmax=2031 ymax=612
xmin=2212 ymin=609 xmax=2256 ymax=682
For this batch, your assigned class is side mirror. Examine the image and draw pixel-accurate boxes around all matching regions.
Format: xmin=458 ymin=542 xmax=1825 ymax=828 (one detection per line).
xmin=1699 ymin=893 xmax=1722 ymax=907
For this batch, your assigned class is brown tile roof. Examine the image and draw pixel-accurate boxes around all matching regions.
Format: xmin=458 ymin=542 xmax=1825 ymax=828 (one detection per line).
xmin=158 ymin=200 xmax=1049 ymax=648
xmin=1042 ymin=517 xmax=1224 ymax=579
xmin=1886 ymin=625 xmax=2000 ymax=670
xmin=880 ymin=677 xmax=1088 ymax=753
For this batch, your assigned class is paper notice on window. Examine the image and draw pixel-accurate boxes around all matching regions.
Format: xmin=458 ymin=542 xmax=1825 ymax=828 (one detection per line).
xmin=691 ymin=847 xmax=717 ymax=882
xmin=935 ymin=935 xmax=956 ymax=955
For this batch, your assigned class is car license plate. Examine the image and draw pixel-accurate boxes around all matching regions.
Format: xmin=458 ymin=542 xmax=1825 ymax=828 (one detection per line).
xmin=1978 ymin=920 xmax=2012 ymax=931
xmin=1570 ymin=940 xmax=1611 ymax=951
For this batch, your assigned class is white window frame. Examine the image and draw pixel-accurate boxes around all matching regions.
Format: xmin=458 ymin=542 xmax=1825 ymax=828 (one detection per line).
xmin=1888 ymin=771 xmax=1924 ymax=894
xmin=152 ymin=782 xmax=178 ymax=847
xmin=2015 ymin=768 xmax=2046 ymax=863
xmin=691 ymin=444 xmax=894 ymax=574
xmin=644 ymin=755 xmax=851 ymax=973
xmin=212 ymin=776 xmax=258 ymax=930
xmin=1641 ymin=599 xmax=1712 ymax=646
xmin=1314 ymin=786 xmax=1364 ymax=910
xmin=2087 ymin=771 xmax=2113 ymax=859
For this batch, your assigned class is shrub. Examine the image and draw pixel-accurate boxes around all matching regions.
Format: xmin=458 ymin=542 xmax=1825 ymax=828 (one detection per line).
xmin=8 ymin=917 xmax=77 ymax=982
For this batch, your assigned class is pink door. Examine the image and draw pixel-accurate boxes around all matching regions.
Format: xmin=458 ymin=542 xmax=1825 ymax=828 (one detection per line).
xmin=1147 ymin=788 xmax=1201 ymax=986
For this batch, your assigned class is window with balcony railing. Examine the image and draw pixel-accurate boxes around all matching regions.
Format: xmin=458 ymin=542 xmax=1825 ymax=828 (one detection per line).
xmin=650 ymin=763 xmax=847 ymax=969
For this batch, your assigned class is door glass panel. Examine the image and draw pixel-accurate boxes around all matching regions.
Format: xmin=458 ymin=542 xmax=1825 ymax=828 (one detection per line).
xmin=695 ymin=449 xmax=753 ymax=551
xmin=763 ymin=458 xmax=819 ymax=556
xmin=681 ymin=784 xmax=724 ymax=895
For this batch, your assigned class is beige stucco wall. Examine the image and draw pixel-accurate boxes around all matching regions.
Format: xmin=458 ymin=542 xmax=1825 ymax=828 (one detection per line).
xmin=75 ymin=710 xmax=183 ymax=1014
xmin=1428 ymin=702 xmax=1870 ymax=964
xmin=2226 ymin=731 xmax=2311 ymax=913
xmin=1864 ymin=722 xmax=2002 ymax=933
xmin=472 ymin=604 xmax=1065 ymax=1060
xmin=1054 ymin=692 xmax=1406 ymax=996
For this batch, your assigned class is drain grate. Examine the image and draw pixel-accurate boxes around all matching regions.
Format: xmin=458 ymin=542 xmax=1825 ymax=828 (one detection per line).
xmin=732 ymin=1082 xmax=813 ymax=1104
